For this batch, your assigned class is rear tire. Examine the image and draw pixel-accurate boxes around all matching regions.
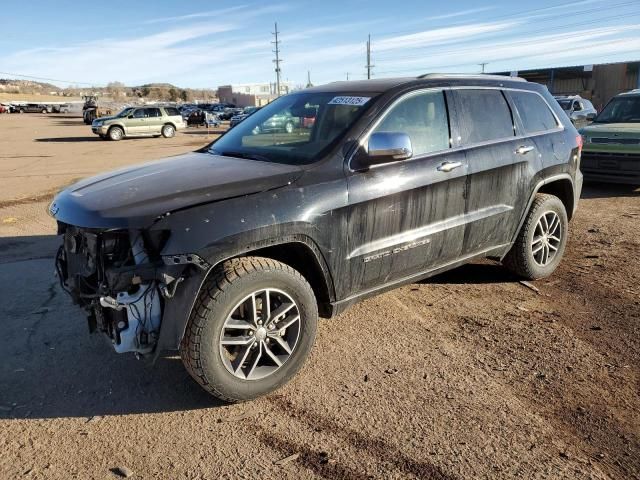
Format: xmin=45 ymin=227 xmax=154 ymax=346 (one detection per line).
xmin=503 ymin=193 xmax=568 ymax=280
xmin=161 ymin=124 xmax=175 ymax=138
xmin=108 ymin=126 xmax=124 ymax=141
xmin=180 ymin=257 xmax=318 ymax=402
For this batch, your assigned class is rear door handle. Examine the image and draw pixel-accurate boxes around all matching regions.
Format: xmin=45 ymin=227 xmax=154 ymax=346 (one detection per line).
xmin=516 ymin=146 xmax=534 ymax=155
xmin=437 ymin=161 xmax=463 ymax=172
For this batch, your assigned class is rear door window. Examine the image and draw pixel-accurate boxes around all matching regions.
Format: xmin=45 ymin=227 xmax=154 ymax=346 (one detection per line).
xmin=455 ymin=90 xmax=514 ymax=144
xmin=373 ymin=90 xmax=450 ymax=156
xmin=509 ymin=91 xmax=559 ymax=134
xmin=145 ymin=108 xmax=161 ymax=117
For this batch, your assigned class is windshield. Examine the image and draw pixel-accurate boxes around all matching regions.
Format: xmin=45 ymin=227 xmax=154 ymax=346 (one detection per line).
xmin=595 ymin=96 xmax=640 ymax=123
xmin=557 ymin=99 xmax=573 ymax=110
xmin=116 ymin=107 xmax=134 ymax=118
xmin=209 ymin=92 xmax=375 ymax=165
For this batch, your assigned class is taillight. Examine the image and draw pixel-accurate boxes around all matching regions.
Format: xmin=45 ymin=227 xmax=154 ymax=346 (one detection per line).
xmin=576 ymin=134 xmax=583 ymax=155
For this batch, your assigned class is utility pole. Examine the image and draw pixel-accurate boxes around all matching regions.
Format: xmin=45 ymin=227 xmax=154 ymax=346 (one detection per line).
xmin=366 ymin=34 xmax=373 ymax=80
xmin=479 ymin=62 xmax=488 ymax=73
xmin=346 ymin=72 xmax=350 ymax=81
xmin=272 ymin=22 xmax=282 ymax=97
xmin=306 ymin=70 xmax=313 ymax=88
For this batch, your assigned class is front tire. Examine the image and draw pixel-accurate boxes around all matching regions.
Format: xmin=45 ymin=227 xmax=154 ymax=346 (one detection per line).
xmin=180 ymin=257 xmax=318 ymax=402
xmin=161 ymin=124 xmax=175 ymax=138
xmin=108 ymin=126 xmax=124 ymax=141
xmin=503 ymin=193 xmax=568 ymax=280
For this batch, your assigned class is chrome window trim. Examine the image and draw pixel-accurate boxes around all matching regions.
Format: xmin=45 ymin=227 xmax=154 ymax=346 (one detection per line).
xmin=347 ymin=87 xmax=451 ymax=172
xmin=347 ymin=85 xmax=565 ymax=172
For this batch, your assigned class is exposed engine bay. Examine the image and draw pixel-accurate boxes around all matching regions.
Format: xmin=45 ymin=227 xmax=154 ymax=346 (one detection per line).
xmin=55 ymin=223 xmax=196 ymax=355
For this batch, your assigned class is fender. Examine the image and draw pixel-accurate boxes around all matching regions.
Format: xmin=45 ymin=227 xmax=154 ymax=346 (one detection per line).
xmin=504 ymin=173 xmax=576 ymax=257
xmin=155 ymin=234 xmax=335 ymax=354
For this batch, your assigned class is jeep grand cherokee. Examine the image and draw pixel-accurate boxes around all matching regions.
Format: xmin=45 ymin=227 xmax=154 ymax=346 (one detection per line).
xmin=50 ymin=74 xmax=583 ymax=402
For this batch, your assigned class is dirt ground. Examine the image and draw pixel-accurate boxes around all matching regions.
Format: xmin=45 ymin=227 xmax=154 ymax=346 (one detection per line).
xmin=0 ymin=114 xmax=638 ymax=480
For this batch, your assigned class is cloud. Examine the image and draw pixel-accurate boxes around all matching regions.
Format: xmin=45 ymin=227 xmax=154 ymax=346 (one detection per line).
xmin=373 ymin=24 xmax=640 ymax=75
xmin=424 ymin=7 xmax=495 ymax=21
xmin=143 ymin=4 xmax=292 ymax=25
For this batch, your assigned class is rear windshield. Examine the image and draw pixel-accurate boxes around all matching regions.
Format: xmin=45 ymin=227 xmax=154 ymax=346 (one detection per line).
xmin=557 ymin=99 xmax=573 ymax=110
xmin=209 ymin=92 xmax=377 ymax=165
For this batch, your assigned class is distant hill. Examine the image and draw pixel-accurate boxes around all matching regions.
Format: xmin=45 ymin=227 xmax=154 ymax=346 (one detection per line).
xmin=0 ymin=78 xmax=217 ymax=103
xmin=0 ymin=79 xmax=61 ymax=94
xmin=136 ymin=83 xmax=179 ymax=89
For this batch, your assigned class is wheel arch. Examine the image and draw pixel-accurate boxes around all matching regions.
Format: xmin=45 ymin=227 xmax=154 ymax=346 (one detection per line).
xmin=156 ymin=236 xmax=336 ymax=356
xmin=107 ymin=123 xmax=125 ymax=135
xmin=537 ymin=177 xmax=575 ymax=221
xmin=505 ymin=174 xmax=575 ymax=258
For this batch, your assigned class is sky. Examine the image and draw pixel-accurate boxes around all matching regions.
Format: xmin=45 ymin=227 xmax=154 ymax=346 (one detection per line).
xmin=1 ymin=0 xmax=639 ymax=89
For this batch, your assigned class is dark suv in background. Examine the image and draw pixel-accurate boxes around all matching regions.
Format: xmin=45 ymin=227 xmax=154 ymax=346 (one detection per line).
xmin=50 ymin=74 xmax=582 ymax=402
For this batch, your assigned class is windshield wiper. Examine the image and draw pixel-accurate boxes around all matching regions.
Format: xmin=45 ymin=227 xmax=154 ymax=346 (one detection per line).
xmin=213 ymin=150 xmax=271 ymax=162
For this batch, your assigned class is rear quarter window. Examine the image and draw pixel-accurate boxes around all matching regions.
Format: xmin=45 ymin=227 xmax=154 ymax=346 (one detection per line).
xmin=164 ymin=107 xmax=180 ymax=116
xmin=455 ymin=90 xmax=514 ymax=144
xmin=510 ymin=91 xmax=559 ymax=134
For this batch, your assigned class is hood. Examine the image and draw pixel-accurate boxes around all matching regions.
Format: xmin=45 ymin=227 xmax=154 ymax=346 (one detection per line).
xmin=50 ymin=152 xmax=303 ymax=229
xmin=580 ymin=122 xmax=640 ymax=135
xmin=93 ymin=115 xmax=121 ymax=123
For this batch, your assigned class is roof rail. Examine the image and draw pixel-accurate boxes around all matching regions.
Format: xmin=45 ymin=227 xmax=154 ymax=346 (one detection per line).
xmin=417 ymin=73 xmax=526 ymax=82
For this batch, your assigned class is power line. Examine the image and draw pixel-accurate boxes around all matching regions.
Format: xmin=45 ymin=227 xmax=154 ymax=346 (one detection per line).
xmin=375 ymin=37 xmax=639 ymax=75
xmin=0 ymin=71 xmax=96 ymax=86
xmin=272 ymin=22 xmax=282 ymax=97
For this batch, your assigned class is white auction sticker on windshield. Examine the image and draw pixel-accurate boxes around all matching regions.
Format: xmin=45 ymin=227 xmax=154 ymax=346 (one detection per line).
xmin=328 ymin=96 xmax=371 ymax=106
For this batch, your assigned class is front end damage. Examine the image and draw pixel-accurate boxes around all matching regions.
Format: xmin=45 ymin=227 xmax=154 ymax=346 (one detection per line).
xmin=55 ymin=222 xmax=207 ymax=356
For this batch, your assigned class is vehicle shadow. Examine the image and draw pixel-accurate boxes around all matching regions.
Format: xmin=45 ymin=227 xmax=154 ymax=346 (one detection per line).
xmin=581 ymin=181 xmax=639 ymax=199
xmin=35 ymin=136 xmax=101 ymax=143
xmin=0 ymin=234 xmax=222 ymax=420
xmin=52 ymin=120 xmax=86 ymax=126
xmin=420 ymin=261 xmax=519 ymax=285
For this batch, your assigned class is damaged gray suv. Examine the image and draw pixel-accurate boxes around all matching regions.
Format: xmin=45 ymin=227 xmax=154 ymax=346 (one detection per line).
xmin=50 ymin=74 xmax=583 ymax=402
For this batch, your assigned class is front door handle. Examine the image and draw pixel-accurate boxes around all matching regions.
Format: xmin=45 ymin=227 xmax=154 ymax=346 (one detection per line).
xmin=437 ymin=161 xmax=463 ymax=172
xmin=516 ymin=146 xmax=535 ymax=155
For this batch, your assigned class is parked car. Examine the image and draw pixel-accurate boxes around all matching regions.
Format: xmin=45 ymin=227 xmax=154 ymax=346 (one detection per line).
xmin=218 ymin=108 xmax=243 ymax=121
xmin=0 ymin=104 xmax=8 ymax=114
xmin=185 ymin=109 xmax=220 ymax=127
xmin=579 ymin=89 xmax=640 ymax=184
xmin=50 ymin=74 xmax=582 ymax=402
xmin=91 ymin=106 xmax=185 ymax=140
xmin=252 ymin=110 xmax=302 ymax=134
xmin=52 ymin=103 xmax=72 ymax=114
xmin=229 ymin=106 xmax=261 ymax=128
xmin=13 ymin=103 xmax=51 ymax=114
xmin=554 ymin=95 xmax=597 ymax=129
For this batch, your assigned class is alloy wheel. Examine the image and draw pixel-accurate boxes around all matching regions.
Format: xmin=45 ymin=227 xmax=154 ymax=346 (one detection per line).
xmin=532 ymin=211 xmax=561 ymax=266
xmin=219 ymin=288 xmax=301 ymax=380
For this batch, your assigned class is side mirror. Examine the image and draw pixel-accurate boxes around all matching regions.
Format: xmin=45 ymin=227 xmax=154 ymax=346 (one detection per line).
xmin=586 ymin=113 xmax=596 ymax=121
xmin=352 ymin=132 xmax=413 ymax=170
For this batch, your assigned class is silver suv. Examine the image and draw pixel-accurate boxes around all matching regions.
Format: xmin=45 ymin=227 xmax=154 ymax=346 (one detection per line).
xmin=555 ymin=95 xmax=597 ymax=129
xmin=92 ymin=106 xmax=185 ymax=141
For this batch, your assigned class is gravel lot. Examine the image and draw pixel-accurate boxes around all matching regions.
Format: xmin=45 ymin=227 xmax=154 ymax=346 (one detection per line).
xmin=0 ymin=113 xmax=638 ymax=479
